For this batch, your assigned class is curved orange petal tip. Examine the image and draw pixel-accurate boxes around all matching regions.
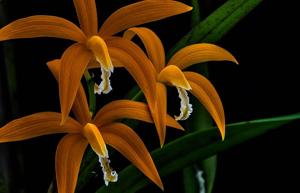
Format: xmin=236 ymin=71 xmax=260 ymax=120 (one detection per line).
xmin=184 ymin=72 xmax=226 ymax=140
xmin=168 ymin=43 xmax=238 ymax=69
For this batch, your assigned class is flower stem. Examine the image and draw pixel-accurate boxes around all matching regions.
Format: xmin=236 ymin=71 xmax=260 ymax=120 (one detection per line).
xmin=84 ymin=71 xmax=96 ymax=116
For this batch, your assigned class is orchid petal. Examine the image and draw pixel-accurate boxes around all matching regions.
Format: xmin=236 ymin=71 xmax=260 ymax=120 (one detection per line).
xmin=85 ymin=0 xmax=98 ymax=35
xmin=47 ymin=59 xmax=91 ymax=124
xmin=99 ymin=0 xmax=192 ymax=36
xmin=123 ymin=27 xmax=165 ymax=71
xmin=93 ymin=100 xmax=182 ymax=130
xmin=60 ymin=43 xmax=92 ymax=124
xmin=158 ymin=65 xmax=191 ymax=90
xmin=106 ymin=38 xmax=157 ymax=109
xmin=73 ymin=0 xmax=89 ymax=35
xmin=168 ymin=43 xmax=238 ymax=70
xmin=47 ymin=59 xmax=61 ymax=81
xmin=73 ymin=0 xmax=98 ymax=36
xmin=153 ymin=82 xmax=168 ymax=146
xmin=184 ymin=72 xmax=225 ymax=139
xmin=0 ymin=15 xmax=86 ymax=42
xmin=56 ymin=134 xmax=88 ymax=193
xmin=0 ymin=112 xmax=81 ymax=143
xmin=72 ymin=84 xmax=92 ymax=124
xmin=102 ymin=123 xmax=163 ymax=190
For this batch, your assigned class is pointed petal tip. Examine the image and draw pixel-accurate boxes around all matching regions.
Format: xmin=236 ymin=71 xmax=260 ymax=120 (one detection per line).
xmin=229 ymin=54 xmax=239 ymax=65
xmin=157 ymin=180 xmax=164 ymax=191
xmin=221 ymin=133 xmax=225 ymax=141
xmin=225 ymin=51 xmax=239 ymax=65
xmin=159 ymin=135 xmax=165 ymax=149
xmin=178 ymin=2 xmax=193 ymax=12
xmin=234 ymin=58 xmax=239 ymax=65
xmin=160 ymin=143 xmax=164 ymax=149
xmin=219 ymin=126 xmax=225 ymax=141
xmin=221 ymin=135 xmax=225 ymax=141
xmin=187 ymin=5 xmax=193 ymax=11
xmin=215 ymin=119 xmax=225 ymax=141
xmin=177 ymin=125 xmax=185 ymax=131
xmin=150 ymin=170 xmax=164 ymax=191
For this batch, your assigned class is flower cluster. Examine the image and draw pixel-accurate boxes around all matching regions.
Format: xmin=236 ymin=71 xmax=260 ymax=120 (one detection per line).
xmin=0 ymin=1 xmax=237 ymax=193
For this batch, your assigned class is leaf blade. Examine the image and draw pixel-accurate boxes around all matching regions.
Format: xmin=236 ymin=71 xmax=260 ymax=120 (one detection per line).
xmin=167 ymin=0 xmax=262 ymax=58
xmin=95 ymin=113 xmax=300 ymax=193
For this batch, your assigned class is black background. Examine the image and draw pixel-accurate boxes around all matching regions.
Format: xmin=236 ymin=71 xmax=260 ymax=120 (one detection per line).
xmin=0 ymin=0 xmax=299 ymax=193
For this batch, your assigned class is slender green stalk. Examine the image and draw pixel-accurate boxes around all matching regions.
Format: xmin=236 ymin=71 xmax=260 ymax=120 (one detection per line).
xmin=124 ymin=85 xmax=144 ymax=101
xmin=190 ymin=0 xmax=201 ymax=27
xmin=84 ymin=71 xmax=96 ymax=115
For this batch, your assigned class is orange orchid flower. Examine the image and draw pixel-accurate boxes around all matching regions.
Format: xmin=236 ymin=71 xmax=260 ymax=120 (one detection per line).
xmin=0 ymin=0 xmax=192 ymax=124
xmin=0 ymin=60 xmax=182 ymax=193
xmin=121 ymin=27 xmax=239 ymax=145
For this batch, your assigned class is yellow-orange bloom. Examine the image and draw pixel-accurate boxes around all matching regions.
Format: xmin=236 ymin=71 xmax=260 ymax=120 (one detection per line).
xmin=123 ymin=27 xmax=238 ymax=145
xmin=0 ymin=0 xmax=192 ymax=124
xmin=0 ymin=59 xmax=183 ymax=193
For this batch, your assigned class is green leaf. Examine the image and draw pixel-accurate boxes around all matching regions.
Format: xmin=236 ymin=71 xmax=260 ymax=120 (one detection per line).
xmin=190 ymin=0 xmax=201 ymax=27
xmin=202 ymin=0 xmax=262 ymax=43
xmin=167 ymin=0 xmax=263 ymax=58
xmin=95 ymin=113 xmax=300 ymax=193
xmin=84 ymin=71 xmax=96 ymax=115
